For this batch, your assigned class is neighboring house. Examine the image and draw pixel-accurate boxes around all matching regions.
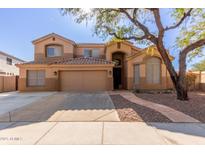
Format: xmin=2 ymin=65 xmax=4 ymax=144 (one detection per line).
xmin=0 ymin=51 xmax=25 ymax=76
xmin=16 ymin=33 xmax=174 ymax=92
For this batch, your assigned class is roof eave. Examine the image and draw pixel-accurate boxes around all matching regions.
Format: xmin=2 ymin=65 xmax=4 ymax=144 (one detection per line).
xmin=32 ymin=33 xmax=76 ymax=45
xmin=17 ymin=63 xmax=114 ymax=67
xmin=0 ymin=51 xmax=25 ymax=62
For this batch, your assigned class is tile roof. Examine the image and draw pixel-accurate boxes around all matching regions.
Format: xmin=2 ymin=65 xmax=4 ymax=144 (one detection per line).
xmin=20 ymin=57 xmax=114 ymax=65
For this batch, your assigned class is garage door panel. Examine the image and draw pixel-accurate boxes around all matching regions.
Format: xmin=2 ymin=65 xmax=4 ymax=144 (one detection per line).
xmin=60 ymin=71 xmax=82 ymax=91
xmin=60 ymin=71 xmax=107 ymax=91
xmin=83 ymin=71 xmax=106 ymax=91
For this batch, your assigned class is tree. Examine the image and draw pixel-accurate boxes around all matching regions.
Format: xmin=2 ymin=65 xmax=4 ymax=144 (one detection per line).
xmin=191 ymin=59 xmax=205 ymax=71
xmin=61 ymin=8 xmax=205 ymax=100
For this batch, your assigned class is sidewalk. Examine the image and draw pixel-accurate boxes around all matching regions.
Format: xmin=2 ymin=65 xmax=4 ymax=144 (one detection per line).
xmin=0 ymin=122 xmax=205 ymax=145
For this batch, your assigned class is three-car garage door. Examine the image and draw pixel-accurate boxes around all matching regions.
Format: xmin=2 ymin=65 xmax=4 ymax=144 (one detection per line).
xmin=60 ymin=70 xmax=108 ymax=91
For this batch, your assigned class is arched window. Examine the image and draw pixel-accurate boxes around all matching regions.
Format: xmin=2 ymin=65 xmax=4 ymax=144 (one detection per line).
xmin=46 ymin=45 xmax=63 ymax=57
xmin=146 ymin=57 xmax=161 ymax=84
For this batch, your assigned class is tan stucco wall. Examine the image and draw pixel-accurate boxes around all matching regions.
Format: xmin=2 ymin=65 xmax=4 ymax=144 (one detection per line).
xmin=191 ymin=71 xmax=205 ymax=91
xmin=126 ymin=53 xmax=173 ymax=90
xmin=18 ymin=64 xmax=113 ymax=92
xmin=34 ymin=36 xmax=75 ymax=61
xmin=106 ymin=42 xmax=133 ymax=61
xmin=22 ymin=34 xmax=174 ymax=91
xmin=102 ymin=42 xmax=173 ymax=90
xmin=75 ymin=45 xmax=105 ymax=58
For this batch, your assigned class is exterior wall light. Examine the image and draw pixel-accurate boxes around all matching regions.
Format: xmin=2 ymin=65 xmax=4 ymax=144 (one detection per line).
xmin=54 ymin=71 xmax=58 ymax=76
xmin=109 ymin=70 xmax=112 ymax=76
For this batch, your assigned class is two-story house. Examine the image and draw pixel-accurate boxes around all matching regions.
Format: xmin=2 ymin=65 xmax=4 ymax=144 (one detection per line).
xmin=0 ymin=51 xmax=24 ymax=76
xmin=16 ymin=33 xmax=174 ymax=92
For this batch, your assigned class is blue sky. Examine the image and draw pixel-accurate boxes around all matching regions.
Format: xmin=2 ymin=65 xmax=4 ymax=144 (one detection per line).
xmin=0 ymin=8 xmax=102 ymax=61
xmin=0 ymin=8 xmax=203 ymax=69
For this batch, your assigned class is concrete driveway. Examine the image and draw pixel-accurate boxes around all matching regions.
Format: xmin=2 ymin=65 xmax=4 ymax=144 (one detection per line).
xmin=0 ymin=92 xmax=56 ymax=116
xmin=0 ymin=92 xmax=120 ymax=122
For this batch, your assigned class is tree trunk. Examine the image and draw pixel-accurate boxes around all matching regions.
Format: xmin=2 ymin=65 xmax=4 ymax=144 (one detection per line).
xmin=176 ymin=52 xmax=189 ymax=101
xmin=176 ymin=79 xmax=188 ymax=101
xmin=155 ymin=41 xmax=189 ymax=101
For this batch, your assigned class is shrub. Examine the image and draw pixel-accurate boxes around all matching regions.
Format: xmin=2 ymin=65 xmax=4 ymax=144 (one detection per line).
xmin=186 ymin=72 xmax=197 ymax=90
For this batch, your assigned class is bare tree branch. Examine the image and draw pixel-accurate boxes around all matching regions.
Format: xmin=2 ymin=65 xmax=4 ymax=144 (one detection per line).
xmin=132 ymin=8 xmax=138 ymax=20
xmin=103 ymin=25 xmax=146 ymax=41
xmin=118 ymin=8 xmax=157 ymax=43
xmin=165 ymin=9 xmax=193 ymax=31
xmin=182 ymin=38 xmax=205 ymax=55
xmin=151 ymin=8 xmax=164 ymax=32
xmin=109 ymin=31 xmax=146 ymax=41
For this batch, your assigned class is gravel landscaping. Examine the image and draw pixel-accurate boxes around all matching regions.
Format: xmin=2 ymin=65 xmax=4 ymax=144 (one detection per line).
xmin=110 ymin=95 xmax=172 ymax=122
xmin=135 ymin=92 xmax=205 ymax=122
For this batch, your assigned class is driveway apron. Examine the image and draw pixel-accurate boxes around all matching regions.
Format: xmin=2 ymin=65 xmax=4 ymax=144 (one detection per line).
xmin=0 ymin=92 xmax=120 ymax=122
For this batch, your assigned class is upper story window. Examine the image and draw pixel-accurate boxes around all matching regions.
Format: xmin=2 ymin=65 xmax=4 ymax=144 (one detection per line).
xmin=83 ymin=49 xmax=92 ymax=57
xmin=6 ymin=57 xmax=12 ymax=65
xmin=83 ymin=48 xmax=100 ymax=58
xmin=46 ymin=45 xmax=63 ymax=57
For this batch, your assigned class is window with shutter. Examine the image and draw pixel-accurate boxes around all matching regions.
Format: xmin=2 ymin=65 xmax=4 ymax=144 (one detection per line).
xmin=46 ymin=45 xmax=63 ymax=57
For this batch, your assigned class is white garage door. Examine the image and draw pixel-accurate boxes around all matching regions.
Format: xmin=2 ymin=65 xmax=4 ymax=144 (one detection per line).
xmin=60 ymin=70 xmax=108 ymax=91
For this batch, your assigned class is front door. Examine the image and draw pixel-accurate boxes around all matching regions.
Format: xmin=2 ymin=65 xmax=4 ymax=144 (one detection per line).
xmin=113 ymin=68 xmax=122 ymax=89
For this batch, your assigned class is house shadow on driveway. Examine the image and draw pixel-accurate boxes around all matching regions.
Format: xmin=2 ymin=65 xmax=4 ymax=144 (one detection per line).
xmin=147 ymin=122 xmax=205 ymax=139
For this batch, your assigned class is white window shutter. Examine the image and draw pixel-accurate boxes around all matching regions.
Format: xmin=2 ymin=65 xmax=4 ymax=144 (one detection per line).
xmin=54 ymin=46 xmax=62 ymax=56
xmin=28 ymin=71 xmax=37 ymax=86
xmin=146 ymin=57 xmax=161 ymax=84
xmin=146 ymin=63 xmax=153 ymax=83
xmin=134 ymin=65 xmax=140 ymax=84
xmin=37 ymin=71 xmax=45 ymax=86
xmin=92 ymin=49 xmax=100 ymax=58
xmin=153 ymin=64 xmax=160 ymax=84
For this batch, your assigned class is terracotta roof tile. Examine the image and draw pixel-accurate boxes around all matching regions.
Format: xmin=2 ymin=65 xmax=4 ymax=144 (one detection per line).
xmin=20 ymin=57 xmax=114 ymax=65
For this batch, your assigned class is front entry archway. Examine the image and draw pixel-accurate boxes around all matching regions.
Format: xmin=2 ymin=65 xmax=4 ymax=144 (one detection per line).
xmin=112 ymin=52 xmax=125 ymax=90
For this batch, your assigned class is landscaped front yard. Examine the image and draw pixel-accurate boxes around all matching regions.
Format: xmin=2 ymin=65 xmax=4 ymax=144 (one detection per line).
xmin=135 ymin=92 xmax=205 ymax=122
xmin=110 ymin=95 xmax=171 ymax=122
xmin=1 ymin=91 xmax=205 ymax=123
xmin=110 ymin=92 xmax=205 ymax=122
